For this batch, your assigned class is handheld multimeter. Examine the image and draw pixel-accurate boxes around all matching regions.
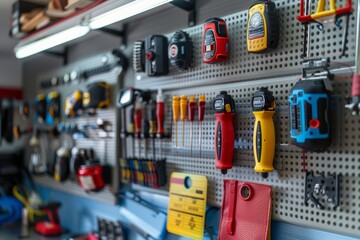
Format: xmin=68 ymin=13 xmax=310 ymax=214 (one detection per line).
xmin=252 ymin=87 xmax=276 ymax=178
xmin=203 ymin=18 xmax=229 ymax=63
xmin=289 ymin=80 xmax=332 ymax=152
xmin=213 ymin=91 xmax=235 ymax=174
xmin=247 ymin=0 xmax=279 ymax=53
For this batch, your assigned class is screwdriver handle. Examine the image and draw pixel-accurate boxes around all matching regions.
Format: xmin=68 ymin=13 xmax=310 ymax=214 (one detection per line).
xmin=198 ymin=95 xmax=206 ymax=121
xmin=134 ymin=103 xmax=142 ymax=136
xmin=214 ymin=113 xmax=235 ymax=174
xmin=188 ymin=96 xmax=196 ymax=121
xmin=180 ymin=95 xmax=188 ymax=121
xmin=129 ymin=107 xmax=135 ymax=134
xmin=172 ymin=96 xmax=180 ymax=122
xmin=157 ymin=92 xmax=165 ymax=135
xmin=253 ymin=111 xmax=275 ymax=178
xmin=149 ymin=100 xmax=157 ymax=135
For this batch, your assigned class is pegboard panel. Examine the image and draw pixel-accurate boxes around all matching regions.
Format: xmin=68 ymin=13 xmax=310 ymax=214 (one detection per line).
xmin=134 ymin=0 xmax=357 ymax=90
xmin=36 ymin=51 xmax=122 ymax=167
xmin=127 ymin=66 xmax=360 ymax=237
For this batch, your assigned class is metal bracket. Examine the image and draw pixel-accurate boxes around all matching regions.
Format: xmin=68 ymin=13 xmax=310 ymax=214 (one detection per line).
xmin=171 ymin=0 xmax=196 ymax=26
xmin=97 ymin=25 xmax=127 ymax=47
xmin=44 ymin=47 xmax=69 ymax=65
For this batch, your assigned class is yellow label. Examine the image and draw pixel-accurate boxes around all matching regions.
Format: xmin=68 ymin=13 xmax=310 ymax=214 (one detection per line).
xmin=167 ymin=173 xmax=207 ymax=240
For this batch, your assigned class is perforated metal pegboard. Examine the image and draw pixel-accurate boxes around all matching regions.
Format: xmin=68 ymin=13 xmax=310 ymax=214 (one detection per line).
xmin=33 ymin=52 xmax=123 ymax=204
xmin=129 ymin=0 xmax=360 ymax=237
xmin=135 ymin=0 xmax=357 ymax=90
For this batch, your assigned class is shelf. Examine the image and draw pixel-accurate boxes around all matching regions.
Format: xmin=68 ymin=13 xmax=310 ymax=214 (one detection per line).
xmin=14 ymin=0 xmax=194 ymax=59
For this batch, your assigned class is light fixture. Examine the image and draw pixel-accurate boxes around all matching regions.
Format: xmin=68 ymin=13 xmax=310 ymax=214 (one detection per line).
xmin=15 ymin=25 xmax=90 ymax=59
xmin=89 ymin=0 xmax=173 ymax=30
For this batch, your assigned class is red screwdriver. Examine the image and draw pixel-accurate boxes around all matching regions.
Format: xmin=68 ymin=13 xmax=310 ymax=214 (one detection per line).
xmin=198 ymin=95 xmax=206 ymax=156
xmin=188 ymin=96 xmax=196 ymax=156
xmin=156 ymin=89 xmax=165 ymax=159
xmin=134 ymin=98 xmax=142 ymax=159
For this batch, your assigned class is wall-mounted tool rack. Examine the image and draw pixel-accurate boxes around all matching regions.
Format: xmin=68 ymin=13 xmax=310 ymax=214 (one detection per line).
xmin=33 ymin=51 xmax=126 ymax=204
xmin=127 ymin=0 xmax=360 ymax=237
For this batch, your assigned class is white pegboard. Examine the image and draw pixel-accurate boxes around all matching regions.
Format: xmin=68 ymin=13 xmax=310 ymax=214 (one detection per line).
xmin=135 ymin=0 xmax=357 ymax=90
xmin=129 ymin=0 xmax=360 ymax=237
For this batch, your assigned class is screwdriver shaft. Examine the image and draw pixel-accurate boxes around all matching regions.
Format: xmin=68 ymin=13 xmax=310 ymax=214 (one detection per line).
xmin=190 ymin=122 xmax=193 ymax=156
xmin=175 ymin=122 xmax=178 ymax=147
xmin=199 ymin=122 xmax=202 ymax=157
xmin=182 ymin=121 xmax=185 ymax=148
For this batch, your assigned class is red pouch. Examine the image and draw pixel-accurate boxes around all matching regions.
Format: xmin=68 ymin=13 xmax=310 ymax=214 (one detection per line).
xmin=218 ymin=180 xmax=272 ymax=240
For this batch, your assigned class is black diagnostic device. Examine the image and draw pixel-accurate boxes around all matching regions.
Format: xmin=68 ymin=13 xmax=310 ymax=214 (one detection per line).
xmin=168 ymin=30 xmax=194 ymax=71
xmin=145 ymin=35 xmax=169 ymax=76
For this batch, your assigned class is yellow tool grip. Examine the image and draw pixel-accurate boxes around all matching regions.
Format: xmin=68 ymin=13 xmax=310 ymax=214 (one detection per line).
xmin=172 ymin=96 xmax=180 ymax=122
xmin=253 ymin=111 xmax=275 ymax=177
xmin=312 ymin=0 xmax=336 ymax=20
xmin=180 ymin=95 xmax=188 ymax=121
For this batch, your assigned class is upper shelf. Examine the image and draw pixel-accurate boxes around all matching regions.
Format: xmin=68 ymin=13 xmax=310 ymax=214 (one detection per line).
xmin=14 ymin=0 xmax=195 ymax=59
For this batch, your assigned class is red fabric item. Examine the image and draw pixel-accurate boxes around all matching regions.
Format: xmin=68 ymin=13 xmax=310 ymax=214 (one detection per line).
xmin=35 ymin=222 xmax=62 ymax=236
xmin=219 ymin=180 xmax=272 ymax=240
xmin=0 ymin=87 xmax=22 ymax=100
xmin=352 ymin=74 xmax=360 ymax=97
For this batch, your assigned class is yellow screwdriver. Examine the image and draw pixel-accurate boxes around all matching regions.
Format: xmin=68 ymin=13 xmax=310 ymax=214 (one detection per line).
xmin=172 ymin=96 xmax=180 ymax=147
xmin=198 ymin=95 xmax=206 ymax=156
xmin=180 ymin=96 xmax=188 ymax=148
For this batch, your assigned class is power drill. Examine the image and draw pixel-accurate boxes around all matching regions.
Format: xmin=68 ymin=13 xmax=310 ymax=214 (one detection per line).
xmin=252 ymin=87 xmax=276 ymax=178
xmin=289 ymin=59 xmax=333 ymax=152
xmin=213 ymin=91 xmax=235 ymax=174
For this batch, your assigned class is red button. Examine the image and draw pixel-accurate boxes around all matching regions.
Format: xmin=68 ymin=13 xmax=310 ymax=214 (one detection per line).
xmin=146 ymin=51 xmax=154 ymax=61
xmin=310 ymin=119 xmax=320 ymax=129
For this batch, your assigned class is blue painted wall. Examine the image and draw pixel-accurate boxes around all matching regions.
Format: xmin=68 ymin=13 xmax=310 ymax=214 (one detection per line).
xmin=35 ymin=184 xmax=358 ymax=240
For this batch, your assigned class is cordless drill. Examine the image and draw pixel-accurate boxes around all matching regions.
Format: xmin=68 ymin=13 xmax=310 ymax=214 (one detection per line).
xmin=213 ymin=91 xmax=235 ymax=174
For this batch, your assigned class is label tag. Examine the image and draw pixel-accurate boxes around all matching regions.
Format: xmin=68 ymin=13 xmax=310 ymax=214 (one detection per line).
xmin=167 ymin=172 xmax=207 ymax=240
xmin=80 ymin=175 xmax=95 ymax=190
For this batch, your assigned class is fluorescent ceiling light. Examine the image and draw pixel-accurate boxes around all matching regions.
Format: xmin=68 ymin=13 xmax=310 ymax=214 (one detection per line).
xmin=89 ymin=0 xmax=173 ymax=29
xmin=15 ymin=25 xmax=90 ymax=59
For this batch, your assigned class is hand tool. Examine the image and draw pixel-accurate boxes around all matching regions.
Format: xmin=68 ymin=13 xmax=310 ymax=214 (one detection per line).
xmin=83 ymin=82 xmax=110 ymax=109
xmin=203 ymin=17 xmax=229 ymax=63
xmin=19 ymin=101 xmax=30 ymax=119
xmin=134 ymin=98 xmax=142 ymax=159
xmin=3 ymin=98 xmax=14 ymax=143
xmin=305 ymin=171 xmax=339 ymax=210
xmin=46 ymin=91 xmax=61 ymax=125
xmin=35 ymin=94 xmax=46 ymax=124
xmin=172 ymin=96 xmax=180 ymax=148
xmin=188 ymin=96 xmax=196 ymax=155
xmin=35 ymin=202 xmax=62 ymax=236
xmin=180 ymin=95 xmax=188 ymax=148
xmin=252 ymin=87 xmax=276 ymax=178
xmin=140 ymin=91 xmax=152 ymax=160
xmin=289 ymin=59 xmax=333 ymax=152
xmin=0 ymin=99 xmax=2 ymax=146
xmin=345 ymin=2 xmax=360 ymax=115
xmin=133 ymin=40 xmax=145 ymax=73
xmin=156 ymin=89 xmax=165 ymax=159
xmin=297 ymin=0 xmax=353 ymax=58
xmin=247 ymin=0 xmax=279 ymax=53
xmin=69 ymin=148 xmax=86 ymax=181
xmin=213 ymin=91 xmax=235 ymax=174
xmin=28 ymin=130 xmax=47 ymax=175
xmin=168 ymin=30 xmax=194 ymax=71
xmin=145 ymin=35 xmax=169 ymax=76
xmin=149 ymin=99 xmax=157 ymax=160
xmin=54 ymin=147 xmax=70 ymax=182
xmin=65 ymin=90 xmax=82 ymax=118
xmin=198 ymin=95 xmax=206 ymax=156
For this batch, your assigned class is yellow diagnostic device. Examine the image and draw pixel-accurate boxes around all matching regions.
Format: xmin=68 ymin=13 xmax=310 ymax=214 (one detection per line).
xmin=252 ymin=87 xmax=276 ymax=178
xmin=167 ymin=172 xmax=207 ymax=240
xmin=247 ymin=0 xmax=279 ymax=53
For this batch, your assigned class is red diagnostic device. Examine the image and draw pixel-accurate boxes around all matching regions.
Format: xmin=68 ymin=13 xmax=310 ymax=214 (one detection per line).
xmin=213 ymin=91 xmax=235 ymax=174
xmin=35 ymin=202 xmax=62 ymax=236
xmin=202 ymin=18 xmax=229 ymax=64
xmin=78 ymin=161 xmax=105 ymax=191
